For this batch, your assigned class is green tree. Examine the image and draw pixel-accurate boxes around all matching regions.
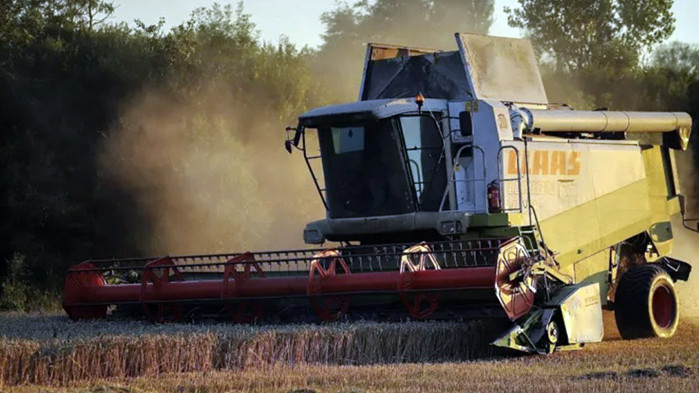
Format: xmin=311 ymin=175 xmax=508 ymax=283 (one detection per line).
xmin=643 ymin=42 xmax=699 ymax=164
xmin=321 ymin=0 xmax=493 ymax=50
xmin=505 ymin=0 xmax=678 ymax=109
xmin=505 ymin=0 xmax=675 ymax=73
xmin=644 ymin=42 xmax=699 ymax=110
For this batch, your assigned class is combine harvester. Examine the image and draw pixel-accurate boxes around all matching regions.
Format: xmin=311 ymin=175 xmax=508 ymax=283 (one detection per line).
xmin=64 ymin=34 xmax=694 ymax=354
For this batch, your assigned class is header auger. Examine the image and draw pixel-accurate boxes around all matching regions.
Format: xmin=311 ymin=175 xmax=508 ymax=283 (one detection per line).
xmin=64 ymin=33 xmax=693 ymax=354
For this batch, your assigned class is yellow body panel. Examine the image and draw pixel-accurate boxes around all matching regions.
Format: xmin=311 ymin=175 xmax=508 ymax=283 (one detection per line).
xmin=501 ymin=140 xmax=675 ymax=291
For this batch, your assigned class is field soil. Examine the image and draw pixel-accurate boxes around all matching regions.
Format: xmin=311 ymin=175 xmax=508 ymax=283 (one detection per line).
xmin=1 ymin=312 xmax=698 ymax=393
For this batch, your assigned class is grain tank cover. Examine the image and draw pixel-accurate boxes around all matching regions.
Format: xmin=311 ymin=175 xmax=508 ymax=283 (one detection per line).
xmin=358 ymin=34 xmax=549 ymax=104
xmin=456 ymin=33 xmax=548 ymax=105
xmin=359 ymin=45 xmax=471 ymax=101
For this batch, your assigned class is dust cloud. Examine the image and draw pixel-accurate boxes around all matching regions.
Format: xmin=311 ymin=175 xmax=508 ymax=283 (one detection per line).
xmin=672 ymin=147 xmax=699 ymax=317
xmin=97 ymin=2 xmax=497 ymax=256
xmin=671 ymin=219 xmax=699 ymax=317
xmin=100 ymin=86 xmax=322 ymax=255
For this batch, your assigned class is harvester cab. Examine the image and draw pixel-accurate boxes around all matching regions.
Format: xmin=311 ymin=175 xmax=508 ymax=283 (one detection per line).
xmin=64 ymin=34 xmax=693 ymax=355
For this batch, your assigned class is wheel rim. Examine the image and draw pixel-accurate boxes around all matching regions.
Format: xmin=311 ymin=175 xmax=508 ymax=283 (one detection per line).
xmin=547 ymin=320 xmax=559 ymax=344
xmin=652 ymin=284 xmax=676 ymax=329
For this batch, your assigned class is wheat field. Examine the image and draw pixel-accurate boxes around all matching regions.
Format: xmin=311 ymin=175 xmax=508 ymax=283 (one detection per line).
xmin=0 ymin=313 xmax=505 ymax=387
xmin=1 ymin=312 xmax=698 ymax=392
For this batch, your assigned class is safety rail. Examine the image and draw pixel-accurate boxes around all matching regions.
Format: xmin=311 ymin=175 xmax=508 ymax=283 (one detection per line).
xmin=302 ymin=129 xmax=328 ymax=210
xmin=497 ymin=145 xmax=524 ymax=213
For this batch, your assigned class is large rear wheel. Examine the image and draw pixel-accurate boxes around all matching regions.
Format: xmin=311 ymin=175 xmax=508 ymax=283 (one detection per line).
xmin=614 ymin=265 xmax=679 ymax=339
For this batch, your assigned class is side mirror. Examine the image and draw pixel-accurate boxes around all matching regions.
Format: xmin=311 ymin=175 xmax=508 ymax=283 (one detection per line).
xmin=284 ymin=126 xmax=301 ymax=154
xmin=459 ymin=111 xmax=473 ymax=138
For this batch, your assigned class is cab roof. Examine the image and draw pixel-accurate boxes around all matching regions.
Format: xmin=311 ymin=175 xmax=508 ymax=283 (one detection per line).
xmin=298 ymin=98 xmax=447 ymax=128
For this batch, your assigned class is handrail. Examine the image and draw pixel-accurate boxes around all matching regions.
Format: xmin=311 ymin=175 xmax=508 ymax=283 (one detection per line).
xmin=302 ymin=130 xmax=329 ymax=210
xmin=497 ymin=145 xmax=524 ymax=213
xmin=408 ymin=159 xmax=423 ymax=195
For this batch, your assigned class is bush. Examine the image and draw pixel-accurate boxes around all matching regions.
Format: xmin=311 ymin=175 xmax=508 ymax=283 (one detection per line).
xmin=0 ymin=253 xmax=60 ymax=312
xmin=0 ymin=254 xmax=30 ymax=311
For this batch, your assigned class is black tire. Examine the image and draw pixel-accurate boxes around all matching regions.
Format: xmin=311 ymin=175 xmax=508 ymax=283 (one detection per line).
xmin=614 ymin=264 xmax=679 ymax=339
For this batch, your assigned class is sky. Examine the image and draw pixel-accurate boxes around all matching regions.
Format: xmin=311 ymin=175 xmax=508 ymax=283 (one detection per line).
xmin=109 ymin=0 xmax=699 ymax=49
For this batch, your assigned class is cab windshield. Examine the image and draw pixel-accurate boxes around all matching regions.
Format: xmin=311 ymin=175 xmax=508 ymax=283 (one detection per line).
xmin=315 ymin=115 xmax=446 ymax=219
